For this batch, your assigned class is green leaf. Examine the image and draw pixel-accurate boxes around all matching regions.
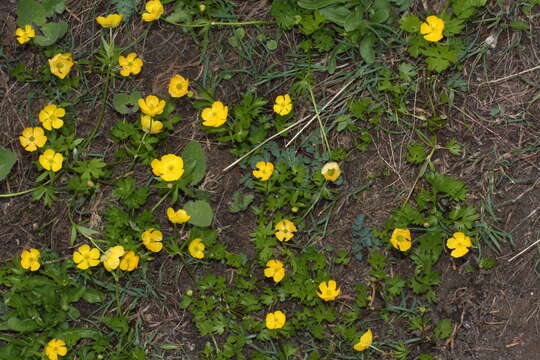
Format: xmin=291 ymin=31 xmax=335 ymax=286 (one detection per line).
xmin=478 ymin=257 xmax=496 ymax=270
xmin=510 ymin=21 xmax=529 ymax=31
xmin=100 ymin=316 xmax=129 ymax=335
xmin=54 ymin=328 xmax=102 ymax=346
xmin=42 ymin=0 xmax=66 ymax=17
xmin=2 ymin=317 xmax=39 ymax=333
xmin=359 ymin=36 xmax=375 ymax=64
xmin=434 ymin=319 xmax=452 ymax=340
xmin=228 ymin=191 xmax=254 ymax=213
xmin=399 ymin=14 xmax=421 ymax=33
xmin=406 ymin=142 xmax=426 ymax=164
xmin=34 ymin=21 xmax=68 ymax=46
xmin=271 ymin=0 xmax=301 ymax=30
xmin=113 ymin=91 xmax=141 ymax=114
xmin=344 ymin=9 xmax=363 ymax=32
xmin=370 ymin=0 xmax=390 ymax=23
xmin=319 ymin=7 xmax=349 ymax=27
xmin=297 ymin=0 xmax=345 ymax=9
xmin=16 ymin=0 xmax=47 ymax=26
xmin=185 ymin=200 xmax=213 ymax=227
xmin=82 ymin=288 xmax=104 ymax=303
xmin=182 ymin=141 xmax=206 ymax=185
xmin=0 ymin=147 xmax=17 ymax=181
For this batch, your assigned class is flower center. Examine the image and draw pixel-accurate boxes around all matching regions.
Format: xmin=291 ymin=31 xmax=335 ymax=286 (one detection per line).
xmin=29 ymin=136 xmax=35 ymax=142
xmin=176 ymin=83 xmax=183 ymax=90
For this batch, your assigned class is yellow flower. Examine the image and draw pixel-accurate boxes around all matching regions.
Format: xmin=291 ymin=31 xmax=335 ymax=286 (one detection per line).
xmin=354 ymin=329 xmax=372 ymax=352
xmin=138 ymin=95 xmax=165 ymax=116
xmin=20 ymin=248 xmax=40 ymax=271
xmin=188 ymin=238 xmax=205 ymax=259
xmin=273 ymin=94 xmax=293 ymax=116
xmin=119 ymin=52 xmax=143 ymax=77
xmin=201 ymin=101 xmax=228 ymax=127
xmin=119 ymin=251 xmax=139 ymax=271
xmin=39 ymin=104 xmax=66 ymax=130
xmin=72 ymin=244 xmax=101 ymax=270
xmin=166 ymin=207 xmax=191 ymax=224
xmin=15 ymin=24 xmax=35 ymax=44
xmin=317 ymin=280 xmax=341 ymax=301
xmin=265 ymin=310 xmax=286 ymax=329
xmin=151 ymin=154 xmax=184 ymax=182
xmin=44 ymin=338 xmax=67 ymax=360
xmin=321 ymin=162 xmax=341 ymax=182
xmin=101 ymin=246 xmax=125 ymax=271
xmin=142 ymin=0 xmax=164 ymax=22
xmin=275 ymin=219 xmax=297 ymax=242
xmin=390 ymin=228 xmax=412 ymax=252
xmin=264 ymin=259 xmax=285 ymax=283
xmin=252 ymin=161 xmax=274 ymax=181
xmin=48 ymin=53 xmax=74 ymax=79
xmin=39 ymin=149 xmax=64 ymax=172
xmin=19 ymin=127 xmax=47 ymax=152
xmin=446 ymin=232 xmax=472 ymax=258
xmin=96 ymin=13 xmax=123 ymax=28
xmin=168 ymin=74 xmax=189 ymax=98
xmin=141 ymin=228 xmax=163 ymax=252
xmin=420 ymin=16 xmax=445 ymax=42
xmin=140 ymin=115 xmax=163 ymax=134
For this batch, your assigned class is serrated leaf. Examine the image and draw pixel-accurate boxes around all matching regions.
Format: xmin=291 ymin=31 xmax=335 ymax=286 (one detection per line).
xmin=228 ymin=191 xmax=254 ymax=213
xmin=434 ymin=319 xmax=452 ymax=340
xmin=185 ymin=200 xmax=213 ymax=227
xmin=34 ymin=21 xmax=68 ymax=46
xmin=0 ymin=147 xmax=17 ymax=181
xmin=182 ymin=141 xmax=206 ymax=185
xmin=42 ymin=0 xmax=66 ymax=17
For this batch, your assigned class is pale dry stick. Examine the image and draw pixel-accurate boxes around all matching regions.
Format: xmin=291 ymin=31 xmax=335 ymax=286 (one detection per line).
xmin=223 ymin=78 xmax=357 ymax=172
xmin=508 ymin=238 xmax=540 ymax=263
xmin=285 ymin=77 xmax=357 ymax=148
xmin=480 ymin=64 xmax=540 ymax=85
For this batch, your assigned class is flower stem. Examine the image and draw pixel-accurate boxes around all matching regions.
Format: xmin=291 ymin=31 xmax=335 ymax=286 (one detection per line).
xmin=308 ymin=85 xmax=331 ymax=154
xmin=0 ymin=178 xmax=53 ymax=198
xmin=163 ymin=19 xmax=272 ymax=28
xmin=151 ymin=189 xmax=172 ymax=213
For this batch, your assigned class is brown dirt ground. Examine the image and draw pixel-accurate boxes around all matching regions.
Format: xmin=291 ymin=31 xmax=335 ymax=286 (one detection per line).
xmin=1 ymin=0 xmax=539 ymax=359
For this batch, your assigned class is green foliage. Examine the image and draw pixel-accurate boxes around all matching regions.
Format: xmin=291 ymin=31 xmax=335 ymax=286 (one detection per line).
xmin=351 ymin=214 xmax=380 ymax=260
xmin=113 ymin=92 xmax=141 ymax=115
xmin=182 ymin=141 xmax=207 ymax=185
xmin=111 ymin=0 xmax=138 ymax=20
xmin=16 ymin=0 xmax=67 ymax=46
xmin=184 ymin=200 xmax=214 ymax=227
xmin=434 ymin=318 xmax=452 ymax=340
xmin=228 ymin=191 xmax=254 ymax=213
xmin=0 ymin=147 xmax=17 ymax=181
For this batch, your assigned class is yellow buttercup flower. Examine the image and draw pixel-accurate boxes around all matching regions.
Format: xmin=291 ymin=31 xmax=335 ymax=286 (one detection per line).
xmin=48 ymin=53 xmax=74 ymax=79
xmin=138 ymin=95 xmax=165 ymax=116
xmin=420 ymin=16 xmax=445 ymax=42
xmin=273 ymin=94 xmax=293 ymax=116
xmin=265 ymin=310 xmax=286 ymax=329
xmin=188 ymin=238 xmax=205 ymax=259
xmin=119 ymin=53 xmax=143 ymax=77
xmin=101 ymin=246 xmax=125 ymax=271
xmin=119 ymin=251 xmax=139 ymax=271
xmin=354 ymin=329 xmax=372 ymax=352
xmin=446 ymin=232 xmax=472 ymax=258
xmin=140 ymin=115 xmax=163 ymax=134
xmin=317 ymin=280 xmax=341 ymax=301
xmin=168 ymin=74 xmax=189 ymax=98
xmin=39 ymin=104 xmax=66 ymax=130
xmin=44 ymin=338 xmax=67 ymax=360
xmin=15 ymin=24 xmax=35 ymax=44
xmin=264 ymin=259 xmax=285 ymax=283
xmin=390 ymin=228 xmax=412 ymax=252
xmin=321 ymin=162 xmax=341 ymax=182
xmin=201 ymin=101 xmax=228 ymax=127
xmin=39 ymin=149 xmax=64 ymax=172
xmin=142 ymin=0 xmax=164 ymax=22
xmin=96 ymin=14 xmax=123 ymax=28
xmin=141 ymin=228 xmax=163 ymax=252
xmin=166 ymin=207 xmax=191 ymax=224
xmin=20 ymin=248 xmax=40 ymax=271
xmin=19 ymin=127 xmax=47 ymax=152
xmin=252 ymin=161 xmax=274 ymax=181
xmin=72 ymin=244 xmax=101 ymax=270
xmin=151 ymin=154 xmax=184 ymax=182
xmin=275 ymin=219 xmax=297 ymax=242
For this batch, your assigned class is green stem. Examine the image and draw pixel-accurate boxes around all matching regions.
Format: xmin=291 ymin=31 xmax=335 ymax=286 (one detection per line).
xmin=163 ymin=19 xmax=272 ymax=28
xmin=113 ymin=272 xmax=122 ymax=315
xmin=402 ymin=145 xmax=439 ymax=206
xmin=0 ymin=178 xmax=53 ymax=198
xmin=85 ymin=69 xmax=112 ymax=149
xmin=151 ymin=189 xmax=173 ymax=213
